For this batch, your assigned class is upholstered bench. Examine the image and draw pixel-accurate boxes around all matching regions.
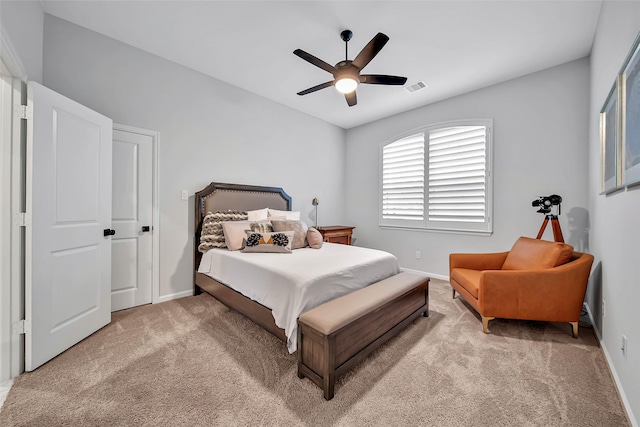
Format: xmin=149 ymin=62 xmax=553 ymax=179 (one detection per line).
xmin=297 ymin=271 xmax=430 ymax=400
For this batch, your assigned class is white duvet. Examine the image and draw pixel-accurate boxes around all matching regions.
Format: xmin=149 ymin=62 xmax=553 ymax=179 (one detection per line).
xmin=198 ymin=243 xmax=399 ymax=353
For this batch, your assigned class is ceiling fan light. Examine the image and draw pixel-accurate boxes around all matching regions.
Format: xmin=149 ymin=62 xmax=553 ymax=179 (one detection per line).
xmin=335 ymin=77 xmax=358 ymax=94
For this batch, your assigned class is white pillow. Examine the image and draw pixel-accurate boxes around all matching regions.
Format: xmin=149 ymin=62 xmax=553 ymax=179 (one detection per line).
xmin=268 ymin=209 xmax=300 ymax=220
xmin=247 ymin=208 xmax=269 ymax=221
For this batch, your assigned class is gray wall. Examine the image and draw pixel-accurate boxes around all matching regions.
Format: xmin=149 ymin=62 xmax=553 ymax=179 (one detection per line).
xmin=42 ymin=16 xmax=346 ymax=300
xmin=589 ymin=1 xmax=640 ymax=423
xmin=0 ymin=0 xmax=44 ymax=82
xmin=345 ymin=58 xmax=590 ymax=278
xmin=5 ymin=3 xmax=639 ymax=422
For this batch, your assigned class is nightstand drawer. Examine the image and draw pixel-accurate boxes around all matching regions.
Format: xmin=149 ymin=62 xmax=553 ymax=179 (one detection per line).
xmin=316 ymin=226 xmax=355 ymax=245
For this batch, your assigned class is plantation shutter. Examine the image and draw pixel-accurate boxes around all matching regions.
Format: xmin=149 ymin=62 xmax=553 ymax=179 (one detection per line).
xmin=382 ymin=133 xmax=425 ymax=221
xmin=428 ymin=126 xmax=487 ymax=223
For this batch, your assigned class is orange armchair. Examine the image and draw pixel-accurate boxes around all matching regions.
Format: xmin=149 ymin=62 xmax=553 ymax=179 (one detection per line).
xmin=449 ymin=236 xmax=594 ymax=337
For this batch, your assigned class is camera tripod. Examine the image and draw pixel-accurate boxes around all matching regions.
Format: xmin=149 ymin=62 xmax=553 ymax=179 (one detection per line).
xmin=536 ymin=214 xmax=564 ymax=243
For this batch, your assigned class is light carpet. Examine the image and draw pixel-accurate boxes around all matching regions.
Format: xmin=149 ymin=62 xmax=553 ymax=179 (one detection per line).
xmin=0 ymin=279 xmax=629 ymax=426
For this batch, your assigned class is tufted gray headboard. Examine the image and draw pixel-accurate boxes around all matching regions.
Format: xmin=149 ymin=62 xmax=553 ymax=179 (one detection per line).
xmin=193 ymin=182 xmax=292 ymax=269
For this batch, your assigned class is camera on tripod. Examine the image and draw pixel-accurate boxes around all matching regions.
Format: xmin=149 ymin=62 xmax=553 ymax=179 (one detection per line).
xmin=531 ymin=194 xmax=562 ymax=214
xmin=532 ymin=194 xmax=564 ymax=242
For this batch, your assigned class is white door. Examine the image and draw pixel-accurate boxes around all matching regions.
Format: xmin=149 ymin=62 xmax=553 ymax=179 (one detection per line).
xmin=111 ymin=127 xmax=153 ymax=311
xmin=25 ymin=82 xmax=113 ymax=371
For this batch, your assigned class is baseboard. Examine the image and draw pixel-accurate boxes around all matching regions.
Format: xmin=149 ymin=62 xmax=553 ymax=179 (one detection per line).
xmin=583 ymin=303 xmax=638 ymax=427
xmin=0 ymin=379 xmax=14 ymax=412
xmin=155 ymin=290 xmax=193 ymax=304
xmin=399 ymin=267 xmax=448 ymax=281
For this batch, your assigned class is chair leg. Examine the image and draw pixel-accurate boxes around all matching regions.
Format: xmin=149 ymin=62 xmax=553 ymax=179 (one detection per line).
xmin=570 ymin=321 xmax=578 ymax=338
xmin=482 ymin=316 xmax=495 ymax=334
xmin=452 ymin=289 xmax=456 ymax=299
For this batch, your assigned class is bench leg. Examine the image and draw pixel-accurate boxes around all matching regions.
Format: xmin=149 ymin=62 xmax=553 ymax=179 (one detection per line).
xmin=323 ymin=335 xmax=336 ymax=400
xmin=482 ymin=316 xmax=495 ymax=334
xmin=323 ymin=375 xmax=335 ymax=400
xmin=423 ymin=288 xmax=429 ymax=317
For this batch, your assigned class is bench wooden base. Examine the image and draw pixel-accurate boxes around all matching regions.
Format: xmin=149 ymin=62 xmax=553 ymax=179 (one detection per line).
xmin=297 ymin=273 xmax=429 ymax=400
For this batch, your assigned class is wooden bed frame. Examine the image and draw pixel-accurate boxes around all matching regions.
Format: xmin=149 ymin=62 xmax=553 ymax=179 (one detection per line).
xmin=194 ymin=182 xmax=291 ymax=341
xmin=194 ymin=182 xmax=429 ymax=398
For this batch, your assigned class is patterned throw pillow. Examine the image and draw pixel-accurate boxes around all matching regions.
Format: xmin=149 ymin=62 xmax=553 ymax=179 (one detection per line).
xmin=221 ymin=220 xmax=275 ymax=251
xmin=242 ymin=230 xmax=295 ymax=253
xmin=249 ymin=222 xmax=274 ymax=233
xmin=270 ymin=219 xmax=308 ymax=249
xmin=198 ymin=211 xmax=248 ymax=253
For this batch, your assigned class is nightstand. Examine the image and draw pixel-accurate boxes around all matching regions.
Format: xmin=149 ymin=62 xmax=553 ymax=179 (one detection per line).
xmin=316 ymin=226 xmax=355 ymax=245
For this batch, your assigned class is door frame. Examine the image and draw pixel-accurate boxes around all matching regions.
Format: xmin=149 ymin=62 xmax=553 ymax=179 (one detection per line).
xmin=112 ymin=123 xmax=160 ymax=305
xmin=1 ymin=28 xmax=26 ymax=381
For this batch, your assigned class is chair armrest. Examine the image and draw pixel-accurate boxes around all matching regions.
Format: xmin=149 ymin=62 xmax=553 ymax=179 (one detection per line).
xmin=449 ymin=252 xmax=508 ymax=277
xmin=478 ymin=252 xmax=594 ymax=322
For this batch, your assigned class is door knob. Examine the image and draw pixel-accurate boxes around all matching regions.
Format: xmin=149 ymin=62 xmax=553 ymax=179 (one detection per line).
xmin=103 ymin=229 xmax=116 ymax=237
xmin=142 ymin=226 xmax=150 ymax=232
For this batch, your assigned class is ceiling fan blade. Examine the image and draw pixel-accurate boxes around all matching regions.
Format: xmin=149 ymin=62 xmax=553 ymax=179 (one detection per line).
xmin=360 ymin=74 xmax=408 ymax=85
xmin=293 ymin=49 xmax=337 ymax=74
xmin=352 ymin=33 xmax=389 ymax=70
xmin=297 ymin=81 xmax=335 ymax=96
xmin=345 ymin=91 xmax=357 ymax=107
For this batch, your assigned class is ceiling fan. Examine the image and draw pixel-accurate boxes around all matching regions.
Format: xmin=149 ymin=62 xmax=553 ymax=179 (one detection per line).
xmin=293 ymin=30 xmax=407 ymax=107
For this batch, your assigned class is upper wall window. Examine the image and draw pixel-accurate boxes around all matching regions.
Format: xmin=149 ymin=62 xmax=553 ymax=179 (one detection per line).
xmin=379 ymin=119 xmax=493 ymax=235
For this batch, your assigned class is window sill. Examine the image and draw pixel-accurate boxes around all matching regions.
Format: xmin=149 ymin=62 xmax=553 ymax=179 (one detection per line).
xmin=378 ymin=224 xmax=493 ymax=236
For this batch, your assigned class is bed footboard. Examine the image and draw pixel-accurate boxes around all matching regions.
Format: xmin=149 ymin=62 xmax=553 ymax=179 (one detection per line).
xmin=297 ymin=271 xmax=429 ymax=400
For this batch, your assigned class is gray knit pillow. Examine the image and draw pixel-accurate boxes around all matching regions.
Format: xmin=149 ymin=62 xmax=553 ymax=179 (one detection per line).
xmin=270 ymin=219 xmax=308 ymax=249
xmin=198 ymin=211 xmax=247 ymax=252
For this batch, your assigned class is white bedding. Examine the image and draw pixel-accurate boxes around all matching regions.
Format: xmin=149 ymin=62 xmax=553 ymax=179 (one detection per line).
xmin=198 ymin=243 xmax=399 ymax=353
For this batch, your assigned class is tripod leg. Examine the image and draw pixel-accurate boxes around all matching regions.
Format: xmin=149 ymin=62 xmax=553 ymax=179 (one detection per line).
xmin=537 ymin=218 xmax=549 ymax=239
xmin=551 ymin=218 xmax=564 ymax=243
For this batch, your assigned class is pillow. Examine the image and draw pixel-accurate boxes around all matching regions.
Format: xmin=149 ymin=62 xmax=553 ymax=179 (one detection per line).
xmin=268 ymin=208 xmax=300 ymax=220
xmin=222 ymin=220 xmax=275 ymax=251
xmin=502 ymin=236 xmax=574 ymax=270
xmin=270 ymin=219 xmax=308 ymax=249
xmin=249 ymin=222 xmax=273 ymax=233
xmin=247 ymin=208 xmax=269 ymax=221
xmin=307 ymin=227 xmax=324 ymax=249
xmin=221 ymin=221 xmax=252 ymax=251
xmin=198 ymin=211 xmax=247 ymax=252
xmin=242 ymin=230 xmax=295 ymax=254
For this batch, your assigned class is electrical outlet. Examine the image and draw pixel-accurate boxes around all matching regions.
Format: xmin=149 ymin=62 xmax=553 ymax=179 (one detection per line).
xmin=181 ymin=190 xmax=188 ymax=201
xmin=415 ymin=251 xmax=421 ymax=259
xmin=622 ymin=335 xmax=627 ymax=358
xmin=602 ymin=300 xmax=606 ymax=318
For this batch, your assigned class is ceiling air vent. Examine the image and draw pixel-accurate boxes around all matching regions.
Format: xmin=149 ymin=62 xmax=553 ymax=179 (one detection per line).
xmin=405 ymin=81 xmax=427 ymax=93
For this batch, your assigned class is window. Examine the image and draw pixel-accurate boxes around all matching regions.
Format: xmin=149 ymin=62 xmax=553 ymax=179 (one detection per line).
xmin=379 ymin=119 xmax=493 ymax=234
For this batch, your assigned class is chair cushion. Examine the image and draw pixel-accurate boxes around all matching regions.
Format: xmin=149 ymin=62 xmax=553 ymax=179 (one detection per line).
xmin=450 ymin=268 xmax=482 ymax=299
xmin=502 ymin=236 xmax=573 ymax=270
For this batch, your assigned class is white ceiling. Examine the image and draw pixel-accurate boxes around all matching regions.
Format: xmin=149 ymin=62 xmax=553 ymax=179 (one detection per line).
xmin=40 ymin=1 xmax=603 ymax=129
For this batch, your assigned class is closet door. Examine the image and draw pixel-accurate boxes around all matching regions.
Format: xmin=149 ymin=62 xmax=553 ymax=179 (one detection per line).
xmin=111 ymin=127 xmax=154 ymax=311
xmin=25 ymin=82 xmax=113 ymax=371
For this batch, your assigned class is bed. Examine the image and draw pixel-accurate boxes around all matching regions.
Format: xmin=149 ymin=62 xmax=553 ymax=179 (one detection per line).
xmin=198 ymin=243 xmax=399 ymax=352
xmin=194 ymin=182 xmax=429 ymax=398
